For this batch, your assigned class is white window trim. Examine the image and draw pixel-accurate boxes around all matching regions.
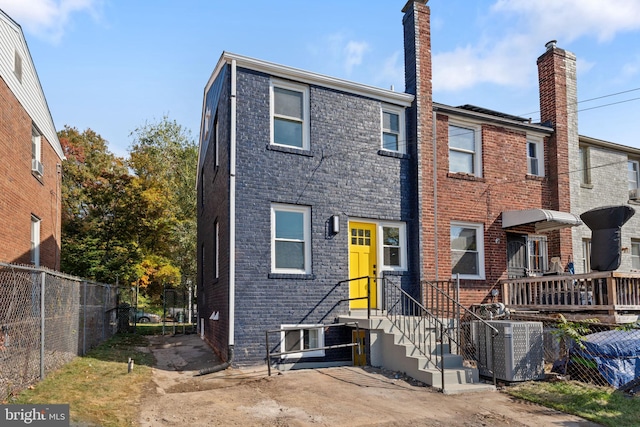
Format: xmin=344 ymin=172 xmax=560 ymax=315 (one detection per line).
xmin=448 ymin=119 xmax=482 ymax=177
xmin=631 ymin=239 xmax=640 ymax=271
xmin=270 ymin=79 xmax=310 ymax=150
xmin=280 ymin=324 xmax=325 ymax=359
xmin=527 ymin=136 xmax=545 ymax=177
xmin=271 ymin=204 xmax=311 ymax=274
xmin=32 ymin=126 xmax=42 ymax=163
xmin=378 ymin=221 xmax=407 ymax=272
xmin=628 ymin=160 xmax=639 ymax=190
xmin=31 ymin=215 xmax=41 ymax=267
xmin=214 ymin=113 xmax=219 ymax=168
xmin=380 ymin=104 xmax=406 ymax=154
xmin=527 ymin=235 xmax=548 ymax=274
xmin=450 ymin=221 xmax=485 ymax=280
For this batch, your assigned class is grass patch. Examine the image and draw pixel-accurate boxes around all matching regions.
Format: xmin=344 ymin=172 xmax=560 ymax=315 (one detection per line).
xmin=507 ymin=380 xmax=640 ymax=427
xmin=11 ymin=333 xmax=154 ymax=427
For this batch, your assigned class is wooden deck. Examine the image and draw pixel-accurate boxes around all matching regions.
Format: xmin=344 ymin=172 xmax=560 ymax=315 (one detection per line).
xmin=500 ymin=271 xmax=640 ymax=323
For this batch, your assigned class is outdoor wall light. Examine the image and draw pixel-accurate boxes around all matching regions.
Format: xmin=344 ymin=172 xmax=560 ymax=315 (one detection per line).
xmin=331 ymin=215 xmax=340 ymax=234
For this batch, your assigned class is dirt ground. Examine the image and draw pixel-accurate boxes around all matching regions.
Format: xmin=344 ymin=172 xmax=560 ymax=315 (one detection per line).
xmin=138 ymin=334 xmax=602 ymax=427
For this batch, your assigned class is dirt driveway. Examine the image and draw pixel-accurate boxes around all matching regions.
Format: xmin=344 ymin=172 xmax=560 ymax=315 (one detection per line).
xmin=138 ymin=334 xmax=601 ymax=427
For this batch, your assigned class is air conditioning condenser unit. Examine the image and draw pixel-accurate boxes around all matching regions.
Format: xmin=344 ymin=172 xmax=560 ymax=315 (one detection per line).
xmin=474 ymin=320 xmax=544 ymax=382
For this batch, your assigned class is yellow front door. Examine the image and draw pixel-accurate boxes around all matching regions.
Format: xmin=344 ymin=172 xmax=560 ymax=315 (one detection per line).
xmin=348 ymin=222 xmax=377 ymax=309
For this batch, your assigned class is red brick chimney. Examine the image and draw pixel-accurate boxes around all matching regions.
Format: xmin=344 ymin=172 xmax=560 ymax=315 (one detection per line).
xmin=403 ymin=0 xmax=435 ymax=277
xmin=537 ymin=40 xmax=578 ymax=261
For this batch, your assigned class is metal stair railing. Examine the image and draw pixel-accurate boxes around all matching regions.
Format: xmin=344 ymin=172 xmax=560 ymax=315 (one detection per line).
xmin=421 ymin=276 xmax=499 ymax=386
xmin=381 ymin=277 xmax=448 ymax=391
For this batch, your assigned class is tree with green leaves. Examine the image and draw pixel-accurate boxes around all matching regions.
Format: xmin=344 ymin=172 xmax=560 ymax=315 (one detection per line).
xmin=59 ymin=126 xmax=142 ymax=284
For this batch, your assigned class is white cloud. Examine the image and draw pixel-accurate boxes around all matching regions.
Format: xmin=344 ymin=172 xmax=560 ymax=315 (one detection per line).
xmin=492 ymin=0 xmax=640 ymax=43
xmin=343 ymin=40 xmax=369 ymax=74
xmin=433 ymin=0 xmax=640 ymax=93
xmin=0 ymin=0 xmax=102 ymax=44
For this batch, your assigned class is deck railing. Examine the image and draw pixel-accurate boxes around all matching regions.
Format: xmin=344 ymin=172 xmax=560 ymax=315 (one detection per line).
xmin=501 ymin=271 xmax=640 ymax=312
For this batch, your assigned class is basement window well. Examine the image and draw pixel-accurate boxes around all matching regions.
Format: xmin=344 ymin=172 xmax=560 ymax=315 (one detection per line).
xmin=280 ymin=324 xmax=325 ymax=359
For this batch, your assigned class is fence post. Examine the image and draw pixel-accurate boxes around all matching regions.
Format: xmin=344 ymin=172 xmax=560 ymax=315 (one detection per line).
xmin=82 ymin=280 xmax=87 ymax=356
xmin=40 ymin=270 xmax=46 ymax=380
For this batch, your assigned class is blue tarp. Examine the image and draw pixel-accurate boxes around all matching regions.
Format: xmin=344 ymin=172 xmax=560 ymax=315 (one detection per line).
xmin=573 ymin=330 xmax=640 ymax=388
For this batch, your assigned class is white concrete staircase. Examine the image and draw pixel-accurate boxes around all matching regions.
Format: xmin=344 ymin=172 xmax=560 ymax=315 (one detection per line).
xmin=340 ymin=314 xmax=496 ymax=395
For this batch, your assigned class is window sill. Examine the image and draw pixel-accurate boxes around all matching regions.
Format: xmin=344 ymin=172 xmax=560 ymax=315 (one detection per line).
xmin=580 ymin=183 xmax=594 ymax=189
xmin=32 ymin=171 xmax=44 ymax=185
xmin=267 ymin=144 xmax=313 ymax=157
xmin=525 ymin=174 xmax=545 ymax=182
xmin=446 ymin=172 xmax=485 ymax=183
xmin=377 ymin=149 xmax=409 ymax=160
xmin=268 ymin=273 xmax=316 ymax=280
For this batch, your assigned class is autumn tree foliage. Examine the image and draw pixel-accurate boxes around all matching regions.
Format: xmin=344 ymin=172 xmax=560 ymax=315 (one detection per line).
xmin=59 ymin=117 xmax=197 ymax=301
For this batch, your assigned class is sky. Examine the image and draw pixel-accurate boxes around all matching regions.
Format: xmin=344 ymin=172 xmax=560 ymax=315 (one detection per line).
xmin=2 ymin=0 xmax=640 ymax=158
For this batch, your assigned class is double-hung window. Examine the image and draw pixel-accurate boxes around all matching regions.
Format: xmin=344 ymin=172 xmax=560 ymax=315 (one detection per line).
xmin=31 ymin=215 xmax=40 ymax=266
xmin=280 ymin=324 xmax=325 ymax=359
xmin=271 ymin=204 xmax=311 ymax=274
xmin=380 ymin=222 xmax=407 ymax=270
xmin=271 ymin=80 xmax=309 ymax=150
xmin=32 ymin=126 xmax=43 ymax=178
xmin=449 ymin=121 xmax=481 ymax=176
xmin=527 ymin=137 xmax=544 ymax=177
xmin=579 ymin=146 xmax=591 ymax=185
xmin=632 ymin=240 xmax=640 ymax=271
xmin=629 ymin=160 xmax=639 ymax=199
xmin=450 ymin=222 xmax=484 ymax=279
xmin=381 ymin=105 xmax=405 ymax=153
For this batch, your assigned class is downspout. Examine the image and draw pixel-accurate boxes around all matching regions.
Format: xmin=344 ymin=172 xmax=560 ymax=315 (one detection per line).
xmin=433 ymin=107 xmax=438 ymax=280
xmin=199 ymin=58 xmax=237 ymax=376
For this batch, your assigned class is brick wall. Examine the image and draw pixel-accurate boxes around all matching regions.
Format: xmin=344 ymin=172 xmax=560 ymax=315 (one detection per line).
xmin=0 ymin=77 xmax=61 ymax=269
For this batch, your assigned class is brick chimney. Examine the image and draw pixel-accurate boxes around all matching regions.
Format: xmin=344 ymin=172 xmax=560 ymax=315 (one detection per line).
xmin=403 ymin=0 xmax=435 ymax=277
xmin=537 ymin=40 xmax=578 ymax=261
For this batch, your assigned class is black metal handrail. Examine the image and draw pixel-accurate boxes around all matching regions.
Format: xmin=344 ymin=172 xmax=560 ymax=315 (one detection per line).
xmin=421 ymin=277 xmax=499 ymax=385
xmin=381 ymin=277 xmax=449 ymax=391
xmin=336 ymin=275 xmax=373 ymax=319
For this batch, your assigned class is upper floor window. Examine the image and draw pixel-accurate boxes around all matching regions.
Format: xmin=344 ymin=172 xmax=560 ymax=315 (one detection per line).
xmin=32 ymin=126 xmax=41 ymax=162
xmin=271 ymin=204 xmax=311 ymax=274
xmin=449 ymin=121 xmax=481 ymax=176
xmin=31 ymin=126 xmax=43 ymax=178
xmin=628 ymin=160 xmax=639 ymax=191
xmin=31 ymin=215 xmax=40 ymax=266
xmin=527 ymin=137 xmax=544 ymax=176
xmin=271 ymin=80 xmax=309 ymax=150
xmin=200 ymin=169 xmax=205 ymax=208
xmin=214 ymin=113 xmax=219 ymax=168
xmin=14 ymin=50 xmax=22 ymax=82
xmin=450 ymin=221 xmax=485 ymax=279
xmin=381 ymin=105 xmax=405 ymax=153
xmin=580 ymin=146 xmax=591 ymax=185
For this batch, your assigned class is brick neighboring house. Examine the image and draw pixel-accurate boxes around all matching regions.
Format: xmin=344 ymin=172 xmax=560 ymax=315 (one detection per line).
xmin=408 ymin=1 xmax=579 ymax=307
xmin=0 ymin=9 xmax=64 ymax=269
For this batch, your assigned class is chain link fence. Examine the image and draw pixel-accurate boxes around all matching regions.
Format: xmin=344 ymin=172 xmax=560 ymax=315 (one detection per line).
xmin=505 ymin=313 xmax=640 ymax=394
xmin=0 ymin=263 xmax=118 ymax=399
